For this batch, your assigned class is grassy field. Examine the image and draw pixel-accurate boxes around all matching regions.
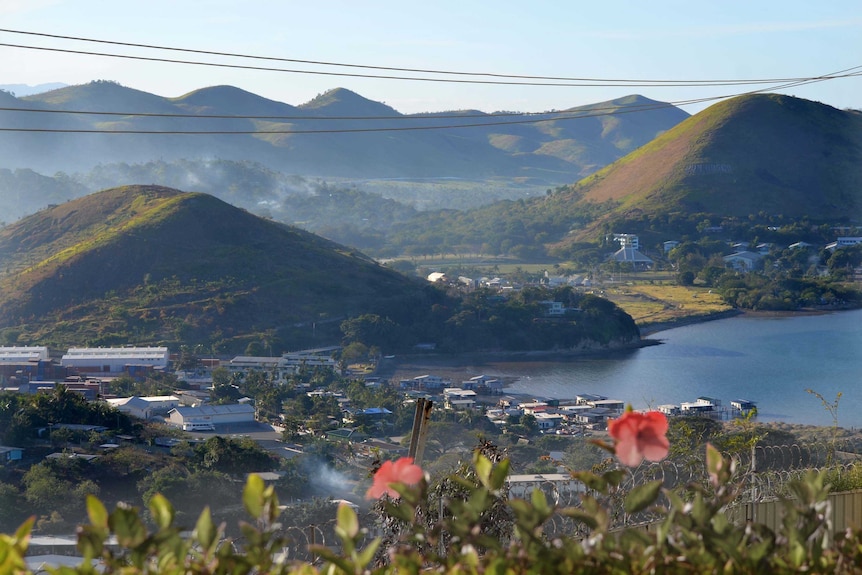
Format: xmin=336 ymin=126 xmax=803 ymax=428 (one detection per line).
xmin=602 ymin=283 xmax=733 ymax=328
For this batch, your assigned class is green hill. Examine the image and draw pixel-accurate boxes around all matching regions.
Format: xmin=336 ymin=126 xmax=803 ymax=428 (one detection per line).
xmin=558 ymin=94 xmax=862 ymax=243
xmin=0 ymin=185 xmax=431 ymax=352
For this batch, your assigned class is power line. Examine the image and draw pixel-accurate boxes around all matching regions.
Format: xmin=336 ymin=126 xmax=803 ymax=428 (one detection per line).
xmin=1 ymin=28 xmax=852 ymax=86
xmin=4 ymin=41 xmax=823 ymax=88
xmin=0 ymin=97 xmax=702 ymax=121
xmin=0 ymin=70 xmax=849 ymax=136
xmin=0 ymin=94 xmax=783 ymax=135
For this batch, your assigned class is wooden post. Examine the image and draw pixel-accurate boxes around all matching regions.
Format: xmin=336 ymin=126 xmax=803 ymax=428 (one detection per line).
xmin=407 ymin=398 xmax=433 ymax=465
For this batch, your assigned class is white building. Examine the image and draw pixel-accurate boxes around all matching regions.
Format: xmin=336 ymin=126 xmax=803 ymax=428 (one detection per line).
xmin=534 ymin=412 xmax=565 ymax=430
xmin=443 ymin=388 xmax=477 ymax=410
xmin=167 ymin=403 xmax=255 ymax=430
xmin=228 ymin=348 xmax=339 ymax=382
xmin=613 ymin=234 xmax=640 ymax=250
xmin=61 ymin=347 xmax=169 ymax=375
xmin=723 ymin=251 xmax=762 ymax=271
xmin=0 ymin=346 xmax=49 ymax=362
xmin=506 ymin=473 xmax=585 ymax=501
xmin=106 ymin=395 xmax=180 ymax=420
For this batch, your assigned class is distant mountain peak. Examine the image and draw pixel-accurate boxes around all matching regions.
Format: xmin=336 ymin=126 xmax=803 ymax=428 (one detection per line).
xmin=173 ymin=85 xmax=300 ymax=113
xmin=300 ymin=87 xmax=401 ymax=117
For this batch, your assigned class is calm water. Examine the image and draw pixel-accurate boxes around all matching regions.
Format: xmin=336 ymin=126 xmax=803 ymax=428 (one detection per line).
xmin=480 ymin=309 xmax=862 ymax=428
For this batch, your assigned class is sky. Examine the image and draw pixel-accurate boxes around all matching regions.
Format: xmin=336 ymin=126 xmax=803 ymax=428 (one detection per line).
xmin=0 ymin=0 xmax=860 ymax=116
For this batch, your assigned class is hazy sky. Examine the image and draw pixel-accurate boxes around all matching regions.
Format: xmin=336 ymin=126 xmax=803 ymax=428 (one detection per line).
xmin=1 ymin=0 xmax=860 ymax=115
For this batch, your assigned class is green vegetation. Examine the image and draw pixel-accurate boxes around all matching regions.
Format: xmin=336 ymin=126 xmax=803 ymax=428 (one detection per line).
xmin=3 ymin=444 xmax=862 ymax=573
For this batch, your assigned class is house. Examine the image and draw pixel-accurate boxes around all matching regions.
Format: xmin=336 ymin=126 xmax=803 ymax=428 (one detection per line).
xmin=167 ymin=403 xmax=255 ymax=430
xmin=576 ymin=394 xmax=607 ymax=405
xmin=518 ymin=401 xmax=549 ymax=415
xmin=401 ymin=374 xmax=450 ymax=391
xmin=462 ymin=375 xmax=503 ymax=394
xmin=534 ymin=412 xmax=565 ymax=430
xmin=609 ymin=247 xmax=654 ymax=270
xmin=731 ymin=399 xmax=757 ymax=415
xmin=506 ymin=473 xmax=585 ymax=500
xmin=658 ymin=404 xmax=681 ymax=416
xmin=680 ymin=398 xmax=716 ymax=414
xmin=0 ymin=445 xmax=24 ymax=463
xmin=443 ymin=388 xmax=477 ymax=410
xmin=106 ymin=395 xmax=180 ymax=420
xmin=584 ymin=399 xmax=625 ymax=412
xmin=572 ymin=408 xmax=615 ymax=429
xmin=663 ymin=240 xmax=680 ymax=253
xmin=539 ymin=300 xmax=567 ymax=316
xmin=723 ymin=251 xmax=763 ymax=271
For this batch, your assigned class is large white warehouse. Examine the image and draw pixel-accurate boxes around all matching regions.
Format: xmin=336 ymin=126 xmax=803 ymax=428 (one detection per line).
xmin=61 ymin=347 xmax=170 ymax=376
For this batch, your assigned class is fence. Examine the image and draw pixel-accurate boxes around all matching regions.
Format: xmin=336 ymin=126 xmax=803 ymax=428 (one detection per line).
xmin=272 ymin=439 xmax=862 ymax=561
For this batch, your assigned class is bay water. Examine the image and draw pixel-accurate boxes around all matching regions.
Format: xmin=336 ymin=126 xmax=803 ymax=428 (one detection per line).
xmin=481 ymin=309 xmax=862 ymax=428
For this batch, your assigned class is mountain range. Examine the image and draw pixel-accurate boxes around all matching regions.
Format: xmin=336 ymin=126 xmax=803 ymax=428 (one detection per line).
xmin=0 ymin=81 xmax=688 ymax=183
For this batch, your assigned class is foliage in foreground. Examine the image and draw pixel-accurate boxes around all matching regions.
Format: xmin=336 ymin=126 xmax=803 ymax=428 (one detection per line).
xmin=3 ymin=446 xmax=862 ymax=574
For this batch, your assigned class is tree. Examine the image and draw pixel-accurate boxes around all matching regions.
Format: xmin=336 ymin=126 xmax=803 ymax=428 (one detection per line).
xmin=193 ymin=436 xmax=277 ymax=476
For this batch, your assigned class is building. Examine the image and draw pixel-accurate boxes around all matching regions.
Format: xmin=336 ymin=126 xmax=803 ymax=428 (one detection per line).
xmin=400 ymin=374 xmax=451 ymax=391
xmin=61 ymin=347 xmax=169 ymax=376
xmin=166 ymin=403 xmax=255 ymax=430
xmin=0 ymin=346 xmax=49 ymax=362
xmin=443 ymin=388 xmax=477 ymax=410
xmin=613 ymin=234 xmax=640 ymax=250
xmin=0 ymin=446 xmax=24 ymax=464
xmin=534 ymin=412 xmax=565 ymax=430
xmin=609 ymin=247 xmax=654 ymax=270
xmin=228 ymin=348 xmax=339 ymax=382
xmin=506 ymin=473 xmax=585 ymax=501
xmin=106 ymin=395 xmax=180 ymax=420
xmin=723 ymin=251 xmax=763 ymax=271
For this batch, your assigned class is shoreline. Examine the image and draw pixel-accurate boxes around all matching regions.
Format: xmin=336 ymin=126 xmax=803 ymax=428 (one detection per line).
xmin=376 ymin=304 xmax=861 ymax=390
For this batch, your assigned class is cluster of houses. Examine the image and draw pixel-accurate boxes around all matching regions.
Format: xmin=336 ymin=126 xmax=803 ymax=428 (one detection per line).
xmin=487 ymin=394 xmax=626 ymax=434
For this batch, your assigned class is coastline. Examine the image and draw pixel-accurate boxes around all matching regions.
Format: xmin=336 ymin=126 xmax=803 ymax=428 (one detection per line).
xmin=375 ymin=304 xmax=862 ymax=390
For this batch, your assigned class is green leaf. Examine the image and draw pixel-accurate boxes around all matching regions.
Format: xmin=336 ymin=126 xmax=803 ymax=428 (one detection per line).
xmin=569 ymin=471 xmax=607 ymax=493
xmin=86 ymin=495 xmax=108 ymax=529
xmin=12 ymin=516 xmax=34 ymax=545
xmin=558 ymin=507 xmax=598 ymax=529
xmin=148 ymin=493 xmax=174 ymax=530
xmin=194 ymin=507 xmax=216 ymax=552
xmin=602 ymin=468 xmax=627 ymax=488
xmin=530 ymin=488 xmax=551 ymax=515
xmin=489 ymin=458 xmax=511 ymax=491
xmin=335 ymin=502 xmax=359 ymax=540
xmin=242 ymin=473 xmax=265 ymax=519
xmin=355 ymin=538 xmax=381 ymax=569
xmin=474 ymin=453 xmax=493 ymax=488
xmin=706 ymin=442 xmax=725 ymax=485
xmin=108 ymin=506 xmax=147 ymax=548
xmin=76 ymin=525 xmax=105 ymax=559
xmin=624 ymin=480 xmax=662 ymax=514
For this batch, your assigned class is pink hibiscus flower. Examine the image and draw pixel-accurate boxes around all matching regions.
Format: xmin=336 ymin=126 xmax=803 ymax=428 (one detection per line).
xmin=366 ymin=457 xmax=424 ymax=500
xmin=607 ymin=410 xmax=670 ymax=467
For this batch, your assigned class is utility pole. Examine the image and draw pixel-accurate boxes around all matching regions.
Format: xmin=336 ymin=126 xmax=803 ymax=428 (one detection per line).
xmin=407 ymin=398 xmax=433 ymax=465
